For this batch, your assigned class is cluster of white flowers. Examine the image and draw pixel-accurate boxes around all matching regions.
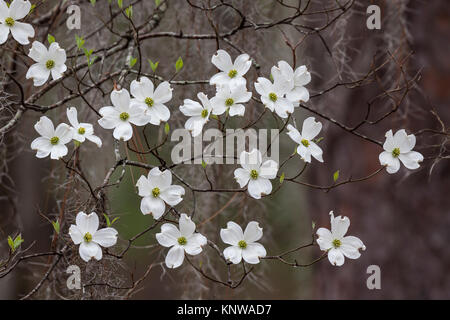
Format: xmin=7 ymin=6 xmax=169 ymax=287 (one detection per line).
xmin=179 ymin=50 xmax=252 ymax=137
xmin=156 ymin=214 xmax=268 ymax=269
xmin=12 ymin=16 xmax=424 ymax=270
xmin=97 ymin=77 xmax=173 ymax=141
xmin=31 ymin=108 xmax=101 ymax=159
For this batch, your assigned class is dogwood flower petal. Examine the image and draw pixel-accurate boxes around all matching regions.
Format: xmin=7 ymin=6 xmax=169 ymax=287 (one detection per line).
xmin=243 ymin=221 xmax=263 ymax=243
xmin=242 ymin=243 xmax=266 ymax=264
xmin=220 ymin=221 xmax=243 ymax=246
xmin=301 ymin=117 xmax=322 ymax=140
xmin=316 ymin=228 xmax=333 ymax=251
xmin=165 ymin=246 xmax=185 ymax=268
xmin=140 ymin=196 xmax=166 ymax=219
xmin=68 ymin=225 xmax=84 ymax=245
xmin=159 ymin=185 xmax=185 ymax=206
xmin=248 ymin=178 xmax=272 ymax=199
xmin=156 ymin=223 xmax=181 ymax=247
xmin=184 ymin=233 xmax=207 ymax=255
xmin=234 ymin=168 xmax=250 ymax=188
xmin=223 ymin=246 xmax=242 ymax=264
xmin=328 ymin=248 xmax=345 ymax=266
xmin=399 ymin=151 xmax=423 ymax=170
xmin=92 ymin=228 xmax=118 ymax=248
xmin=79 ymin=242 xmax=102 ymax=262
xmin=179 ymin=213 xmax=196 ymax=238
xmin=76 ymin=211 xmax=99 ymax=235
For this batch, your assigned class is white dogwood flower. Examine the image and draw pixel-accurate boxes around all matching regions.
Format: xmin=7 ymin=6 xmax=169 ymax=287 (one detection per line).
xmin=287 ymin=117 xmax=323 ymax=163
xmin=136 ymin=167 xmax=185 ymax=220
xmin=179 ymin=92 xmax=215 ymax=137
xmin=209 ymin=49 xmax=251 ymax=88
xmin=98 ymin=88 xmax=147 ymax=141
xmin=220 ymin=221 xmax=266 ymax=264
xmin=66 ymin=107 xmax=102 ymax=147
xmin=272 ymin=60 xmax=311 ymax=105
xmin=130 ymin=76 xmax=172 ymax=125
xmin=25 ymin=41 xmax=67 ymax=86
xmin=379 ymin=129 xmax=424 ymax=174
xmin=0 ymin=0 xmax=35 ymax=45
xmin=156 ymin=213 xmax=207 ymax=269
xmin=31 ymin=116 xmax=73 ymax=160
xmin=255 ymin=76 xmax=293 ymax=118
xmin=69 ymin=211 xmax=118 ymax=262
xmin=316 ymin=211 xmax=366 ymax=267
xmin=234 ymin=149 xmax=278 ymax=199
xmin=210 ymin=83 xmax=252 ymax=117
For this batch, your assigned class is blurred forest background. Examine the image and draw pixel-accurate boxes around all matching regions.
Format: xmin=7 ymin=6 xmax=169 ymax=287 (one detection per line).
xmin=0 ymin=0 xmax=449 ymax=299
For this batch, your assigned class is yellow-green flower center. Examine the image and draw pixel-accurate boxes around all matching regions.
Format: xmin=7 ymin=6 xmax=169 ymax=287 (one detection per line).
xmin=201 ymin=109 xmax=208 ymax=118
xmin=5 ymin=17 xmax=14 ymax=27
xmin=119 ymin=112 xmax=130 ymax=121
xmin=250 ymin=169 xmax=258 ymax=180
xmin=228 ymin=69 xmax=237 ymax=78
xmin=145 ymin=97 xmax=154 ymax=107
xmin=225 ymin=98 xmax=234 ymax=107
xmin=50 ymin=136 xmax=59 ymax=145
xmin=301 ymin=139 xmax=309 ymax=147
xmin=392 ymin=147 xmax=400 ymax=158
xmin=78 ymin=127 xmax=86 ymax=135
xmin=152 ymin=187 xmax=160 ymax=198
xmin=269 ymin=92 xmax=277 ymax=102
xmin=84 ymin=232 xmax=92 ymax=243
xmin=238 ymin=240 xmax=247 ymax=249
xmin=178 ymin=236 xmax=187 ymax=245
xmin=46 ymin=60 xmax=55 ymax=70
xmin=332 ymin=239 xmax=341 ymax=248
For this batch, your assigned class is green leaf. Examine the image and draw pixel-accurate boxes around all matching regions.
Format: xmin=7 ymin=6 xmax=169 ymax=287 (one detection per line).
xmin=164 ymin=122 xmax=170 ymax=134
xmin=103 ymin=214 xmax=119 ymax=227
xmin=47 ymin=34 xmax=55 ymax=44
xmin=75 ymin=35 xmax=85 ymax=50
xmin=90 ymin=0 xmax=96 ymax=6
xmin=312 ymin=221 xmax=316 ymax=230
xmin=279 ymin=172 xmax=285 ymax=184
xmin=8 ymin=234 xmax=24 ymax=252
xmin=103 ymin=213 xmax=111 ymax=227
xmin=83 ymin=48 xmax=93 ymax=58
xmin=333 ymin=170 xmax=339 ymax=182
xmin=315 ymin=137 xmax=324 ymax=144
xmin=148 ymin=59 xmax=159 ymax=72
xmin=155 ymin=0 xmax=161 ymax=7
xmin=175 ymin=56 xmax=183 ymax=73
xmin=51 ymin=220 xmax=60 ymax=234
xmin=125 ymin=5 xmax=133 ymax=18
xmin=111 ymin=217 xmax=120 ymax=226
xmin=201 ymin=160 xmax=207 ymax=169
xmin=117 ymin=0 xmax=123 ymax=9
xmin=129 ymin=57 xmax=137 ymax=68
xmin=7 ymin=236 xmax=14 ymax=251
xmin=269 ymin=73 xmax=274 ymax=81
xmin=30 ymin=4 xmax=36 ymax=13
xmin=88 ymin=56 xmax=98 ymax=66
